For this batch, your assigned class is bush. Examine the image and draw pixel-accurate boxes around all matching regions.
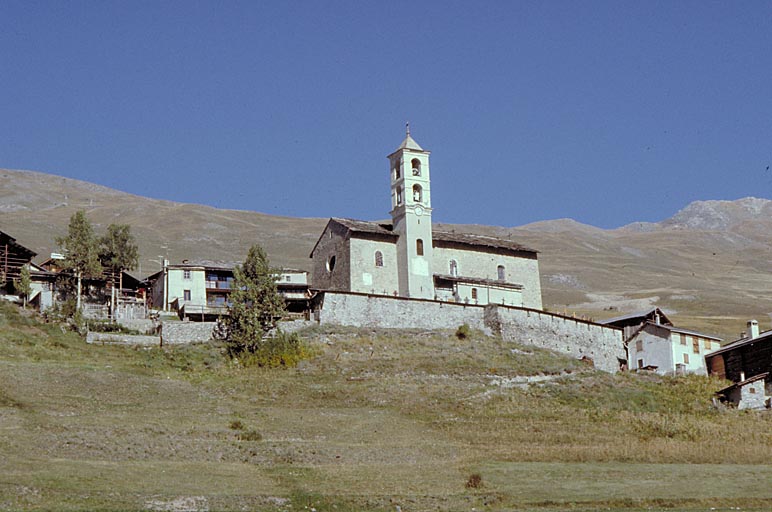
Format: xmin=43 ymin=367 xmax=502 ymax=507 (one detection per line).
xmin=455 ymin=323 xmax=471 ymax=340
xmin=465 ymin=473 xmax=483 ymax=489
xmin=85 ymin=319 xmax=143 ymax=335
xmin=242 ymin=330 xmax=311 ymax=368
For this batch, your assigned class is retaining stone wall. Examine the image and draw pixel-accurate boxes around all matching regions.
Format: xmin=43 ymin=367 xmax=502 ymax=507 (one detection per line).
xmin=318 ymin=292 xmax=490 ymax=333
xmin=317 ymin=292 xmax=624 ymax=373
xmin=161 ymin=321 xmax=216 ymax=345
xmin=86 ymin=332 xmax=160 ymax=346
xmin=486 ymin=305 xmax=624 ymax=373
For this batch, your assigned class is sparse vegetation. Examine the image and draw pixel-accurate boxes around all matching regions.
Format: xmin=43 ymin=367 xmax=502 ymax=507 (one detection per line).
xmin=455 ymin=323 xmax=471 ymax=340
xmin=2 ymin=303 xmax=772 ymax=511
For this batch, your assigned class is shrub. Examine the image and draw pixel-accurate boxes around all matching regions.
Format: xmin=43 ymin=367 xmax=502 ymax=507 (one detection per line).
xmin=455 ymin=323 xmax=471 ymax=340
xmin=229 ymin=420 xmax=245 ymax=430
xmin=236 ymin=429 xmax=263 ymax=442
xmin=465 ymin=473 xmax=483 ymax=489
xmin=242 ymin=330 xmax=311 ymax=368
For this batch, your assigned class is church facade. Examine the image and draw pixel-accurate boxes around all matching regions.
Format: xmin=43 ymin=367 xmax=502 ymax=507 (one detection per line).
xmin=309 ymin=129 xmax=543 ymax=309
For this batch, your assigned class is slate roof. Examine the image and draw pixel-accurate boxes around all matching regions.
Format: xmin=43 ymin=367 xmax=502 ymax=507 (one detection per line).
xmin=707 ymin=330 xmax=772 ymax=358
xmin=322 ymin=218 xmax=537 ymax=254
xmin=716 ymin=372 xmax=769 ymax=395
xmin=395 ymin=133 xmax=424 ymax=152
xmin=600 ymin=307 xmax=673 ymax=327
xmin=646 ymin=321 xmax=722 ymax=341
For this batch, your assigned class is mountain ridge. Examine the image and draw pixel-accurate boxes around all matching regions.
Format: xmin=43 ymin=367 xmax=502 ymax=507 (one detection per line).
xmin=3 ymin=167 xmax=772 ymax=339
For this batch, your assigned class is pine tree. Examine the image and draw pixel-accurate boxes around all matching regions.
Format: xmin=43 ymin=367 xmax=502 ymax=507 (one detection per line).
xmin=225 ymin=244 xmax=286 ymax=356
xmin=56 ymin=210 xmax=102 ymax=312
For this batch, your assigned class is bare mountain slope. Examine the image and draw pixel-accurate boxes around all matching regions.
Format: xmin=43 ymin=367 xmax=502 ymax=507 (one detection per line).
xmin=0 ymin=168 xmax=327 ymax=272
xmin=3 ymin=167 xmax=772 ymax=339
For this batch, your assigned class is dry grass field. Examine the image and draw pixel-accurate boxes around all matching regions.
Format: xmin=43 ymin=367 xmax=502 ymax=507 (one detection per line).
xmin=2 ymin=303 xmax=772 ymax=511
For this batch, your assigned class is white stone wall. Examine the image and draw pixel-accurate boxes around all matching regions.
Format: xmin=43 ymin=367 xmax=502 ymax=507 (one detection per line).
xmin=348 ymin=238 xmax=399 ymax=295
xmin=629 ymin=327 xmax=673 ymax=373
xmin=432 ymin=246 xmax=542 ymax=309
xmin=316 ymin=292 xmax=623 ymax=372
xmin=492 ymin=306 xmax=624 ymax=373
xmin=318 ymin=292 xmax=487 ymax=331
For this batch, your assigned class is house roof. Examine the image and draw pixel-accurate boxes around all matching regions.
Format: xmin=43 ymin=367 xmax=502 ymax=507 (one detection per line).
xmin=600 ymin=307 xmax=673 ymax=327
xmin=310 ymin=217 xmax=537 ymax=257
xmin=0 ymin=230 xmax=36 ymax=259
xmin=716 ymin=372 xmax=769 ymax=395
xmin=706 ymin=329 xmax=772 ymax=358
xmin=646 ymin=321 xmax=722 ymax=342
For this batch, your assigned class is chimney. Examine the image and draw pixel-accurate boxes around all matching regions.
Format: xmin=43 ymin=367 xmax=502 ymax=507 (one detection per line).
xmin=654 ymin=312 xmax=661 ymax=325
xmin=740 ymin=371 xmax=746 ymax=382
xmin=747 ymin=320 xmax=759 ymax=339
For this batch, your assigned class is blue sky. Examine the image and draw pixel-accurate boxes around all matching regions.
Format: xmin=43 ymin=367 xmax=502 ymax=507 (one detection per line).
xmin=2 ymin=1 xmax=772 ymax=229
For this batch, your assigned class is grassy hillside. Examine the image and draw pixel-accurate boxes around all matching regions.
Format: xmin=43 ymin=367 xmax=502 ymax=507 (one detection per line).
xmin=2 ymin=303 xmax=772 ymax=511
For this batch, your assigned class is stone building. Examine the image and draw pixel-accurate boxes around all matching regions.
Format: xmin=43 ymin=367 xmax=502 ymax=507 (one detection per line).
xmin=600 ymin=308 xmax=722 ymax=375
xmin=309 ymin=128 xmax=542 ymax=309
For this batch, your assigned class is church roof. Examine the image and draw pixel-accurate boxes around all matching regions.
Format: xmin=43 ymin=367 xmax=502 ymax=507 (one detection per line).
xmin=310 ymin=218 xmax=537 ymax=256
xmin=395 ymin=132 xmax=424 ymax=152
xmin=432 ymin=229 xmax=536 ymax=254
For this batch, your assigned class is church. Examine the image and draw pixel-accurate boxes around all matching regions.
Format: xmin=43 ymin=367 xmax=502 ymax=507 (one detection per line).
xmin=309 ymin=128 xmax=543 ymax=310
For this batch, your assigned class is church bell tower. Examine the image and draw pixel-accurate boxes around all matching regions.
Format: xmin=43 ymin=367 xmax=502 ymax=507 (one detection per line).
xmin=388 ymin=124 xmax=434 ymax=299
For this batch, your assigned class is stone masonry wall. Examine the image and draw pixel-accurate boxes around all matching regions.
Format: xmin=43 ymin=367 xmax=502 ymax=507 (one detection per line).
xmin=317 ymin=292 xmax=624 ymax=372
xmin=485 ymin=305 xmax=624 ymax=373
xmin=318 ymin=292 xmax=489 ymax=332
xmin=161 ymin=321 xmax=217 ymax=345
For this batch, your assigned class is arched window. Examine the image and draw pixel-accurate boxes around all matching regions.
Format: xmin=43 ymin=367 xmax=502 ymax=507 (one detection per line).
xmin=471 ymin=288 xmax=478 ymax=301
xmin=416 ymin=239 xmax=424 ymax=256
xmin=326 ymin=255 xmax=336 ymax=272
xmin=394 ymin=159 xmax=401 ymax=180
xmin=497 ymin=265 xmax=505 ymax=281
xmin=411 ymin=158 xmax=421 ymax=176
xmin=412 ymin=184 xmax=422 ymax=203
xmin=449 ymin=259 xmax=458 ymax=277
xmin=375 ymin=251 xmax=383 ymax=267
xmin=396 ymin=185 xmax=403 ymax=206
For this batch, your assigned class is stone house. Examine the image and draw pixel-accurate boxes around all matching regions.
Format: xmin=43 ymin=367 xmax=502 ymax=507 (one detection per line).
xmin=309 ymin=128 xmax=543 ymax=310
xmin=601 ymin=308 xmax=721 ymax=375
xmin=715 ymin=372 xmax=769 ymax=410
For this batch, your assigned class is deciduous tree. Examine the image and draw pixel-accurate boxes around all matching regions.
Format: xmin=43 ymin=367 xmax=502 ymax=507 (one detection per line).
xmin=14 ymin=264 xmax=32 ymax=309
xmin=56 ymin=210 xmax=102 ymax=311
xmin=99 ymin=223 xmax=139 ymax=292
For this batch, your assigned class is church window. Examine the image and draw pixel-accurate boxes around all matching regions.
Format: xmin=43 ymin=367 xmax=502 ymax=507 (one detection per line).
xmin=411 ymin=158 xmax=421 ymax=176
xmin=326 ymin=255 xmax=336 ymax=272
xmin=683 ymin=353 xmax=689 ymax=364
xmin=396 ymin=186 xmax=403 ymax=206
xmin=394 ymin=159 xmax=401 ymax=180
xmin=183 ymin=289 xmax=191 ymax=301
xmin=471 ymin=288 xmax=478 ymax=300
xmin=449 ymin=259 xmax=458 ymax=276
xmin=413 ymin=184 xmax=422 ymax=203
xmin=375 ymin=251 xmax=383 ymax=267
xmin=183 ymin=269 xmax=191 ymax=279
xmin=416 ymin=239 xmax=424 ymax=256
xmin=497 ymin=265 xmax=505 ymax=281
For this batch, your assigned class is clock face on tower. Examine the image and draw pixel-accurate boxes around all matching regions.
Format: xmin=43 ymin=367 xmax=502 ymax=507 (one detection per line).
xmin=415 ymin=206 xmax=424 ymax=216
